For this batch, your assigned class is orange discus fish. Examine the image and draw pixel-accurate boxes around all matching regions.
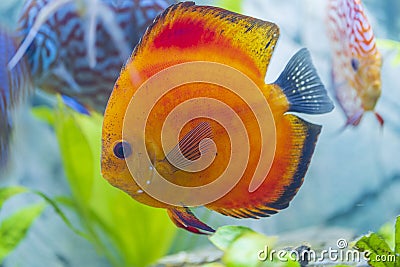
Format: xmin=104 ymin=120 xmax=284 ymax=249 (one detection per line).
xmin=327 ymin=0 xmax=383 ymax=127
xmin=101 ymin=2 xmax=334 ymax=234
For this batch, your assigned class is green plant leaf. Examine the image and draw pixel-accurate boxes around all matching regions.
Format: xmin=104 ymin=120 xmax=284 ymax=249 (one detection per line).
xmin=395 ymin=216 xmax=400 ymax=266
xmin=210 ymin=226 xmax=277 ymax=267
xmin=355 ymin=233 xmax=395 ymax=267
xmin=264 ymin=256 xmax=301 ymax=267
xmin=44 ymin=101 xmax=177 ymax=267
xmin=210 ymin=226 xmax=255 ymax=251
xmin=31 ymin=106 xmax=55 ymax=125
xmin=53 ymin=102 xmax=94 ymax=205
xmin=377 ymin=39 xmax=400 ymax=66
xmin=32 ymin=191 xmax=86 ymax=238
xmin=379 ymin=222 xmax=395 ymax=250
xmin=355 ymin=216 xmax=400 ymax=267
xmin=216 ymin=0 xmax=243 ymax=13
xmin=0 ymin=186 xmax=86 ymax=240
xmin=0 ymin=203 xmax=45 ymax=262
xmin=203 ymin=263 xmax=226 ymax=267
xmin=222 ymin=231 xmax=276 ymax=267
xmin=0 ymin=187 xmax=27 ymax=210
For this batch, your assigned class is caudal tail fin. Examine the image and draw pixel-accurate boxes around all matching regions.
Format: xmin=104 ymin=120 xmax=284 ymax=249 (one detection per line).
xmin=0 ymin=28 xmax=32 ymax=169
xmin=274 ymin=48 xmax=334 ymax=115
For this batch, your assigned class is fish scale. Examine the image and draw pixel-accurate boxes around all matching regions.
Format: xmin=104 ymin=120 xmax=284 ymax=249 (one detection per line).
xmin=17 ymin=0 xmax=172 ymax=112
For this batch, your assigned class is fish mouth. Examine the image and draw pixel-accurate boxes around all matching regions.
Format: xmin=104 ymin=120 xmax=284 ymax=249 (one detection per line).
xmin=371 ymin=82 xmax=381 ymax=93
xmin=369 ymin=82 xmax=382 ymax=100
xmin=100 ymin=154 xmax=118 ymax=181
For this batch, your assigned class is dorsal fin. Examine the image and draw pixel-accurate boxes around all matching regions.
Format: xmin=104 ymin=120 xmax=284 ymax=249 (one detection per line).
xmin=132 ymin=2 xmax=280 ymax=80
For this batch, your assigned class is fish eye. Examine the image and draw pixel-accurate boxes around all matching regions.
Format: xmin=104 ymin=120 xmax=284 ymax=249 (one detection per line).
xmin=351 ymin=58 xmax=359 ymax=71
xmin=113 ymin=141 xmax=132 ymax=159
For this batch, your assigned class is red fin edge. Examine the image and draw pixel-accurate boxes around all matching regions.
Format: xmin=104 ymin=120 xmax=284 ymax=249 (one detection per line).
xmin=167 ymin=207 xmax=215 ymax=235
xmin=375 ymin=112 xmax=384 ymax=128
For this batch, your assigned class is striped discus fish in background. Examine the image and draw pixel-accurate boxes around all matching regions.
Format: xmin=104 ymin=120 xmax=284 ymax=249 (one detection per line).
xmin=327 ymin=0 xmax=383 ymax=127
xmin=0 ymin=0 xmax=173 ymax=170
xmin=0 ymin=28 xmax=31 ymax=168
xmin=13 ymin=0 xmax=174 ymax=113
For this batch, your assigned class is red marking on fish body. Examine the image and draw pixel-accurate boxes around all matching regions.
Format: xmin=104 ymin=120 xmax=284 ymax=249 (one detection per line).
xmin=153 ymin=20 xmax=216 ymax=49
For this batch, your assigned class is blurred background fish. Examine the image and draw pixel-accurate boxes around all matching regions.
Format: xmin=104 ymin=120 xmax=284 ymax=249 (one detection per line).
xmin=0 ymin=0 xmax=175 ymax=170
xmin=327 ymin=0 xmax=383 ymax=127
xmin=0 ymin=28 xmax=31 ymax=169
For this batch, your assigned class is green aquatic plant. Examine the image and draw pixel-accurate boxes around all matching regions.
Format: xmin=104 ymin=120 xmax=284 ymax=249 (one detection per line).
xmin=354 ymin=216 xmax=399 ymax=267
xmin=0 ymin=204 xmax=44 ymax=262
xmin=215 ymin=0 xmax=243 ymax=13
xmin=209 ymin=225 xmax=299 ymax=267
xmin=0 ymin=186 xmax=82 ymax=263
xmin=377 ymin=39 xmax=400 ymax=66
xmin=0 ymin=187 xmax=44 ymax=263
xmin=32 ymin=99 xmax=177 ymax=267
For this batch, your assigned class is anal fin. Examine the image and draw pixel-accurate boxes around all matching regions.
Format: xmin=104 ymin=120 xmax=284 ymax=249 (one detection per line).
xmin=167 ymin=207 xmax=215 ymax=235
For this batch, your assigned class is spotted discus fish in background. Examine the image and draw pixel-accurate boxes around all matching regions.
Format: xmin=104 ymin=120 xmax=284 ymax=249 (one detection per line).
xmin=0 ymin=0 xmax=173 ymax=170
xmin=101 ymin=2 xmax=334 ymax=234
xmin=327 ymin=0 xmax=383 ymax=127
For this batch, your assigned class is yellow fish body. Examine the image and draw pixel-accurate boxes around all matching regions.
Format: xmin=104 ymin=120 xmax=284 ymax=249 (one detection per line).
xmin=101 ymin=2 xmax=334 ymax=234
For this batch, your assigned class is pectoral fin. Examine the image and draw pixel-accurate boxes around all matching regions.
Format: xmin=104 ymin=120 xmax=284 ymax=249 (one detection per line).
xmin=165 ymin=121 xmax=214 ymax=170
